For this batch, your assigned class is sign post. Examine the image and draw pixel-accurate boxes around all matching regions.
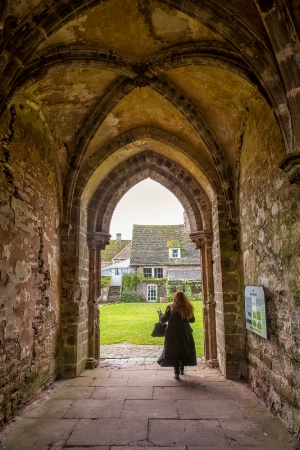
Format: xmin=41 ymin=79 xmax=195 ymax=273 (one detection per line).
xmin=244 ymin=285 xmax=268 ymax=339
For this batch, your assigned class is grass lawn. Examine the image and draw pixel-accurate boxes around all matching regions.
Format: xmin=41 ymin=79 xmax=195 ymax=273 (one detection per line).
xmin=99 ymin=301 xmax=204 ymax=356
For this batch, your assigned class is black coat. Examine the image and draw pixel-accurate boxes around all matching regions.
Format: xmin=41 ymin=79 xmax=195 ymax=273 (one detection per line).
xmin=157 ymin=305 xmax=197 ymax=368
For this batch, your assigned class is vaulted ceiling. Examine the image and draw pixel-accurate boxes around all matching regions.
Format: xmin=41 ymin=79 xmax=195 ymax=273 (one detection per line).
xmin=1 ymin=0 xmax=297 ymax=231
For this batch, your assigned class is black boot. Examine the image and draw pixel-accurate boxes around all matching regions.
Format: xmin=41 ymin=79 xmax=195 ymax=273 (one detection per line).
xmin=174 ymin=367 xmax=180 ymax=379
xmin=180 ymin=365 xmax=184 ymax=375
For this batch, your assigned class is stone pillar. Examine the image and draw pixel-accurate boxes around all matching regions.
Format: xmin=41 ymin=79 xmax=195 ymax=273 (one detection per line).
xmin=190 ymin=230 xmax=219 ymax=369
xmin=86 ymin=232 xmax=110 ymax=369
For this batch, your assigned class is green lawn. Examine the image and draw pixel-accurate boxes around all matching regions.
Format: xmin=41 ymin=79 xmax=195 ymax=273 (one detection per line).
xmin=99 ymin=301 xmax=204 ymax=356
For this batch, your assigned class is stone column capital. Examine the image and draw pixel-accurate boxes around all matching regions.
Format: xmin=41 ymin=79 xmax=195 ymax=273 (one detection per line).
xmin=87 ymin=232 xmax=111 ymax=250
xmin=189 ymin=230 xmax=213 ymax=249
xmin=280 ymin=152 xmax=300 ymax=185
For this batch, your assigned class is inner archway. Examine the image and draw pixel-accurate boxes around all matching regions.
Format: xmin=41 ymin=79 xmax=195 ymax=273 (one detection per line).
xmin=59 ymin=144 xmax=244 ymax=380
xmin=100 ymin=178 xmax=204 ymax=358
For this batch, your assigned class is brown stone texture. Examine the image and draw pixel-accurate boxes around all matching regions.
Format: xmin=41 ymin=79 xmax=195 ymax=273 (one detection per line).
xmin=0 ymin=105 xmax=60 ymax=422
xmin=0 ymin=0 xmax=300 ymax=442
xmin=239 ymin=98 xmax=300 ymax=435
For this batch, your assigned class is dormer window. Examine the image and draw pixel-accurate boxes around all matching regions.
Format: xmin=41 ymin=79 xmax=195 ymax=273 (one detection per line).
xmin=169 ymin=248 xmax=181 ymax=259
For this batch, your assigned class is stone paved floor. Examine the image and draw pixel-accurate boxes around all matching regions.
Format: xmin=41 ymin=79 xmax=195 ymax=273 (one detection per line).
xmin=0 ymin=345 xmax=297 ymax=450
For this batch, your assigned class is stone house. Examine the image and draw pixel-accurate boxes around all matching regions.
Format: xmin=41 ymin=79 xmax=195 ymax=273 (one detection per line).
xmin=100 ymin=234 xmax=131 ymax=301
xmin=130 ymin=224 xmax=201 ymax=302
xmin=101 ymin=233 xmax=131 ymax=276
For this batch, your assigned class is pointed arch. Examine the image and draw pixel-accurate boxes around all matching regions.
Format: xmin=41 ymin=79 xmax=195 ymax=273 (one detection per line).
xmin=86 ymin=150 xmax=212 ymax=234
xmin=63 ymin=76 xmax=233 ymax=223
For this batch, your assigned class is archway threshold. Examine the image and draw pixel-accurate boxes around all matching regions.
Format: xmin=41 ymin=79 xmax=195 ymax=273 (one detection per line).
xmin=100 ymin=343 xmax=205 ymax=362
xmin=100 ymin=343 xmax=164 ymax=359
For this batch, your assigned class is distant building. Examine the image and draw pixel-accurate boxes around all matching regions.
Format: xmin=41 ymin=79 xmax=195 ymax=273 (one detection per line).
xmin=101 ymin=233 xmax=131 ymax=276
xmin=130 ymin=224 xmax=201 ymax=302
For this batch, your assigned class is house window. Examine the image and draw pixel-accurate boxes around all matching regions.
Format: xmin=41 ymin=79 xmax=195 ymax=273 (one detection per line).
xmin=169 ymin=248 xmax=181 ymax=259
xmin=143 ymin=267 xmax=163 ymax=278
xmin=154 ymin=268 xmax=163 ymax=278
xmin=147 ymin=284 xmax=157 ymax=302
xmin=143 ymin=268 xmax=152 ymax=278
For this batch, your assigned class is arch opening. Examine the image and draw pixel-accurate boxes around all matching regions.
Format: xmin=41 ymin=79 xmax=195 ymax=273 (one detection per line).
xmin=59 ymin=145 xmax=244 ymax=379
xmin=109 ymin=178 xmax=185 ymax=239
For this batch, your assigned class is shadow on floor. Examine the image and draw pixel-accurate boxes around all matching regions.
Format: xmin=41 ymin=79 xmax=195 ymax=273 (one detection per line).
xmin=0 ymin=357 xmax=296 ymax=450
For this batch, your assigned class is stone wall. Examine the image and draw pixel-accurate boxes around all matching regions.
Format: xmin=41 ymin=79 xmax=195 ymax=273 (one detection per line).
xmin=58 ymin=201 xmax=89 ymax=378
xmin=0 ymin=105 xmax=61 ymax=423
xmin=136 ymin=281 xmax=167 ymax=301
xmin=213 ymin=199 xmax=245 ymax=380
xmin=239 ymin=98 xmax=300 ymax=436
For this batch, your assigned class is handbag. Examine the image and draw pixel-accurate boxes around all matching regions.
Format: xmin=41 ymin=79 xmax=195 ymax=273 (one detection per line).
xmin=151 ymin=321 xmax=167 ymax=337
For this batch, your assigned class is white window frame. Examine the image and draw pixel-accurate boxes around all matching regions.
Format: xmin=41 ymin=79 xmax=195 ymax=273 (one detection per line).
xmin=169 ymin=248 xmax=181 ymax=259
xmin=147 ymin=284 xmax=157 ymax=302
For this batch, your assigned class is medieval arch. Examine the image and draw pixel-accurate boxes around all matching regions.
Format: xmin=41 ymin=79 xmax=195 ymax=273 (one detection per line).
xmin=1 ymin=0 xmax=299 ymax=437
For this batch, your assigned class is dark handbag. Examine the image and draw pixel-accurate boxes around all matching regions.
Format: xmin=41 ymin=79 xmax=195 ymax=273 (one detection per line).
xmin=151 ymin=321 xmax=167 ymax=337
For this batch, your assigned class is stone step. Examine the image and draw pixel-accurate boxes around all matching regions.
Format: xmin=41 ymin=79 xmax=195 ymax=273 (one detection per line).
xmin=107 ymin=286 xmax=122 ymax=302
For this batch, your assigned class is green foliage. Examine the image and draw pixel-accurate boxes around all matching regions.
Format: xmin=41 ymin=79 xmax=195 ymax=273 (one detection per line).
xmin=122 ymin=273 xmax=168 ymax=290
xmin=167 ymin=240 xmax=181 ymax=248
xmin=166 ymin=280 xmax=202 ymax=301
xmin=99 ymin=301 xmax=204 ymax=356
xmin=101 ymin=276 xmax=111 ymax=287
xmin=122 ymin=273 xmax=139 ymax=291
xmin=121 ymin=291 xmax=146 ymax=303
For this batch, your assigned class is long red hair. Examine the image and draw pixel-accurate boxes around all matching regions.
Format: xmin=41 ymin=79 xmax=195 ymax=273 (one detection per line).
xmin=170 ymin=290 xmax=194 ymax=320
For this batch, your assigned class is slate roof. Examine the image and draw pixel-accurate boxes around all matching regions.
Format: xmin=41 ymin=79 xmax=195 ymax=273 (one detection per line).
xmin=130 ymin=224 xmax=200 ymax=266
xmin=101 ymin=239 xmax=131 ymax=263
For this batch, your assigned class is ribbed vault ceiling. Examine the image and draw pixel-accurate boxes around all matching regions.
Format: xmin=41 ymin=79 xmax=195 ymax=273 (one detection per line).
xmin=1 ymin=0 xmax=284 ymax=230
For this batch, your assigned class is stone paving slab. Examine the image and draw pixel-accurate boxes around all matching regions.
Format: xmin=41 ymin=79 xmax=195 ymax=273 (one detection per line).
xmin=64 ymin=398 xmax=124 ymax=418
xmin=148 ymin=418 xmax=229 ymax=447
xmin=58 ymin=447 xmax=109 ymax=450
xmin=0 ymin=418 xmax=78 ymax=450
xmin=204 ymin=382 xmax=256 ymax=399
xmin=91 ymin=386 xmax=153 ymax=399
xmin=90 ymin=376 xmax=129 ymax=386
xmin=23 ymin=399 xmax=75 ymax=419
xmin=0 ymin=354 xmax=297 ymax=450
xmin=219 ymin=417 xmax=294 ymax=447
xmin=110 ymin=447 xmax=186 ymax=450
xmin=153 ymin=385 xmax=208 ymax=400
xmin=50 ymin=385 xmax=96 ymax=399
xmin=177 ymin=399 xmax=245 ymax=419
xmin=121 ymin=399 xmax=179 ymax=419
xmin=187 ymin=447 xmax=289 ymax=450
xmin=66 ymin=418 xmax=148 ymax=446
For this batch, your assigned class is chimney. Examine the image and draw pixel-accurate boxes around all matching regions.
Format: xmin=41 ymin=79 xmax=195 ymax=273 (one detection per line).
xmin=116 ymin=233 xmax=122 ymax=243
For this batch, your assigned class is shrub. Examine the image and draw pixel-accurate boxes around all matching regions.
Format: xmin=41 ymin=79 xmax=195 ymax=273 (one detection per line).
xmin=166 ymin=280 xmax=202 ymax=301
xmin=101 ymin=276 xmax=111 ymax=287
xmin=121 ymin=291 xmax=146 ymax=303
xmin=122 ymin=273 xmax=139 ymax=291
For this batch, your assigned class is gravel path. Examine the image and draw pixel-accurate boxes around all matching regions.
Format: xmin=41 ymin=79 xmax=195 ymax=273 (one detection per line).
xmin=100 ymin=343 xmax=163 ymax=359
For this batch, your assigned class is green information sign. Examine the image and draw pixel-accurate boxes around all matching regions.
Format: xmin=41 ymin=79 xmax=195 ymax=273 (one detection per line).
xmin=244 ymin=285 xmax=268 ymax=339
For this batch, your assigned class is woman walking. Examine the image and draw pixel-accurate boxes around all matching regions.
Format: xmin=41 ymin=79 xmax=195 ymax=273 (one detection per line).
xmin=157 ymin=290 xmax=197 ymax=379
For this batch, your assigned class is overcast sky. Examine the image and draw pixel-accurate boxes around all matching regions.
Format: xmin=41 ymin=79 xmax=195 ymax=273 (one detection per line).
xmin=109 ymin=178 xmax=184 ymax=240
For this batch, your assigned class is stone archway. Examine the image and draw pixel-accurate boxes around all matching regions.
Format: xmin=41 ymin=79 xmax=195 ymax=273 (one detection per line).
xmin=59 ymin=143 xmax=244 ymax=379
